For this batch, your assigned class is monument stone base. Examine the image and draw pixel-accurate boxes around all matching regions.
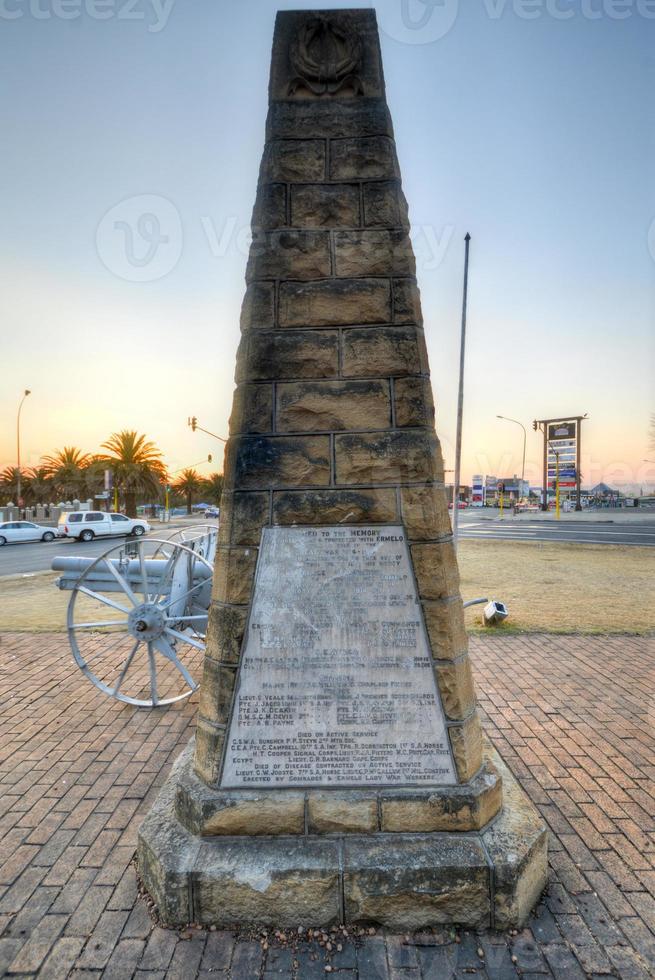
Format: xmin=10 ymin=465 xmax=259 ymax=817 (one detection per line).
xmin=137 ymin=739 xmax=547 ymax=932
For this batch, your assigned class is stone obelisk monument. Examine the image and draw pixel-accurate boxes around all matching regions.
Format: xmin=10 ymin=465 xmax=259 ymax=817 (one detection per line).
xmin=139 ymin=9 xmax=547 ymax=930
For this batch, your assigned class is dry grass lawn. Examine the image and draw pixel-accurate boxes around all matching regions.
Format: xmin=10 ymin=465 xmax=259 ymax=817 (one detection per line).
xmin=459 ymin=540 xmax=655 ymax=634
xmin=1 ymin=541 xmax=653 ymax=635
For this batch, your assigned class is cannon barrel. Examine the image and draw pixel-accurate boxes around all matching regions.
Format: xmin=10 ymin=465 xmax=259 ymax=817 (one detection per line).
xmin=52 ymin=555 xmax=212 ymax=592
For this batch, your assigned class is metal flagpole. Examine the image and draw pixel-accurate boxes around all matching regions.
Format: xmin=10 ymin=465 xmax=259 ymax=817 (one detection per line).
xmin=452 ymin=233 xmax=470 ymax=550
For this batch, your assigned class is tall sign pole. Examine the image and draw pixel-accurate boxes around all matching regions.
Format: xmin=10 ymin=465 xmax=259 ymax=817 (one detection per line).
xmin=452 ymin=233 xmax=471 ymax=549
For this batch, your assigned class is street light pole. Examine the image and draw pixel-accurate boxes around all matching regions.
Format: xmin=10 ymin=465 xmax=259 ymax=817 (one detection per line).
xmin=16 ymin=389 xmax=31 ymax=508
xmin=496 ymin=415 xmax=527 ymax=500
xmin=452 ymin=233 xmax=471 ymax=549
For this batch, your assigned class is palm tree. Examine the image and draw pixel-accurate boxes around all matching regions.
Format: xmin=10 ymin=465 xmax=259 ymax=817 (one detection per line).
xmin=204 ymin=471 xmax=224 ymax=507
xmin=42 ymin=447 xmax=91 ymax=501
xmin=24 ymin=466 xmax=52 ymax=505
xmin=100 ymin=430 xmax=166 ymax=517
xmin=0 ymin=466 xmax=24 ymax=505
xmin=173 ymin=469 xmax=205 ymax=515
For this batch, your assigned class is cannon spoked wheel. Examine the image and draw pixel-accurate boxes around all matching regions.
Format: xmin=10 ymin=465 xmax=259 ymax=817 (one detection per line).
xmin=64 ymin=538 xmax=213 ymax=707
xmin=150 ymin=523 xmax=218 ymax=564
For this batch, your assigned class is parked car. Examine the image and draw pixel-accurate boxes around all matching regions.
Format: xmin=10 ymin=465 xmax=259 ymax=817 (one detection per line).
xmin=204 ymin=507 xmax=220 ymax=518
xmin=0 ymin=520 xmax=58 ymax=546
xmin=58 ymin=511 xmax=150 ymax=542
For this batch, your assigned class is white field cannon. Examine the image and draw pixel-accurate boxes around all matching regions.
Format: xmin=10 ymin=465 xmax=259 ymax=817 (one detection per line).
xmin=52 ymin=526 xmax=217 ymax=707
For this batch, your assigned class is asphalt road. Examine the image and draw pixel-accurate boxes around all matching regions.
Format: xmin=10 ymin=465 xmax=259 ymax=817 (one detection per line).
xmin=2 ymin=517 xmax=653 ymax=577
xmin=0 ymin=528 xmax=193 ymax=576
xmin=458 ymin=518 xmax=655 ymax=546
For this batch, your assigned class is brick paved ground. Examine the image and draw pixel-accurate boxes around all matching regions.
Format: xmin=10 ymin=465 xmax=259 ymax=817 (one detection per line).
xmin=0 ymin=630 xmax=654 ymax=979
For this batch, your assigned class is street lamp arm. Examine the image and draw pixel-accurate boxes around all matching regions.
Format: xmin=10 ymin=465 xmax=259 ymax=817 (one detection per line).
xmin=496 ymin=414 xmax=527 ymax=498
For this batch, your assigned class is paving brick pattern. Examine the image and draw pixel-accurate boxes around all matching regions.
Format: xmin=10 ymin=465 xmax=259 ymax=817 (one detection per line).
xmin=0 ymin=631 xmax=654 ymax=978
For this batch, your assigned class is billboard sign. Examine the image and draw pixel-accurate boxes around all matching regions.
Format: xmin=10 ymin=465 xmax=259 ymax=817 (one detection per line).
xmin=548 ymin=422 xmax=576 ymax=441
xmin=547 ymin=419 xmax=578 ymax=491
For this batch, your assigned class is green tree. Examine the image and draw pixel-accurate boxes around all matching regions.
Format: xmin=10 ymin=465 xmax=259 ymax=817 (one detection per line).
xmin=204 ymin=471 xmax=224 ymax=507
xmin=100 ymin=430 xmax=166 ymax=517
xmin=24 ymin=466 xmax=52 ymax=505
xmin=42 ymin=447 xmax=91 ymax=500
xmin=173 ymin=468 xmax=205 ymax=516
xmin=0 ymin=466 xmax=24 ymax=504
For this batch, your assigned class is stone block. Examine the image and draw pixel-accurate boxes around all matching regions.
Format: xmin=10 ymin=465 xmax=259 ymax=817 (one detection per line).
xmin=137 ymin=750 xmax=200 ymax=926
xmin=342 ymin=326 xmax=421 ymax=378
xmin=482 ymin=750 xmax=549 ymax=929
xmin=330 ymin=136 xmax=399 ymax=180
xmin=240 ymin=282 xmax=275 ymax=331
xmin=435 ymin=656 xmax=477 ymax=721
xmin=246 ymin=230 xmax=331 ymax=282
xmin=205 ymin=603 xmax=248 ymax=666
xmin=394 ymin=376 xmax=435 ymax=428
xmin=193 ymin=718 xmax=226 ymax=787
xmin=362 ymin=180 xmax=409 ymax=228
xmin=218 ymin=491 xmax=269 ymax=547
xmin=269 ymin=10 xmax=385 ymax=102
xmin=194 ymin=836 xmax=341 ymax=928
xmin=262 ymin=140 xmax=325 ymax=182
xmin=229 ymin=435 xmax=332 ymax=489
xmin=174 ymin=745 xmax=303 ymax=837
xmin=198 ymin=658 xmax=238 ymax=728
xmin=239 ymin=330 xmax=339 ymax=381
xmin=266 ymin=99 xmax=393 ymax=140
xmin=400 ymin=485 xmax=450 ymax=541
xmin=393 ymin=278 xmax=423 ymax=324
xmin=307 ymin=792 xmax=378 ymax=834
xmin=272 ymin=487 xmax=397 ymax=526
xmin=290 ymin=184 xmax=360 ymax=228
xmin=202 ymin=794 xmax=305 ymax=836
xmin=379 ymin=761 xmax=502 ymax=833
xmin=252 ymin=183 xmax=287 ymax=230
xmin=448 ymin=714 xmax=484 ymax=784
xmin=410 ymin=541 xmax=460 ymax=600
xmin=228 ymin=384 xmax=273 ymax=435
xmin=212 ymin=546 xmax=258 ymax=605
xmin=276 ymin=380 xmax=390 ymax=432
xmin=334 ymin=230 xmax=415 ymax=278
xmin=421 ymin=598 xmax=468 ymax=661
xmin=343 ymin=835 xmax=489 ymax=930
xmin=335 ymin=430 xmax=439 ymax=485
xmin=279 ymin=278 xmax=391 ymax=327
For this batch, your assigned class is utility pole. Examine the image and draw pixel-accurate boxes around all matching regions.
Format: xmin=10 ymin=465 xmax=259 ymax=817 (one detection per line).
xmin=16 ymin=389 xmax=31 ymax=509
xmin=452 ymin=233 xmax=471 ymax=549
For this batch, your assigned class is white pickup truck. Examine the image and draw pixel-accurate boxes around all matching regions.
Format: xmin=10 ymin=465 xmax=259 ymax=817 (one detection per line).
xmin=58 ymin=511 xmax=150 ymax=542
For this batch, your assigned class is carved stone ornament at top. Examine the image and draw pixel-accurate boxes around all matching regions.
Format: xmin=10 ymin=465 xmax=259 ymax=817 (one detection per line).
xmin=288 ymin=16 xmax=363 ymax=97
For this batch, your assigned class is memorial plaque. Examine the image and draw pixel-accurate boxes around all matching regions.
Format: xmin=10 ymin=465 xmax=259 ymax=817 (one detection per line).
xmin=221 ymin=526 xmax=457 ymax=788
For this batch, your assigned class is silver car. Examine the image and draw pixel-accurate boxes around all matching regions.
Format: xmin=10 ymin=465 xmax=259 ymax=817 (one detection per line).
xmin=0 ymin=520 xmax=58 ymax=546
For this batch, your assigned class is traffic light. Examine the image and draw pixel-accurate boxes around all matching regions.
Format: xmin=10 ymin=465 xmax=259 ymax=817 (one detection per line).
xmin=188 ymin=416 xmax=198 ymax=432
xmin=532 ymin=420 xmax=538 ymax=431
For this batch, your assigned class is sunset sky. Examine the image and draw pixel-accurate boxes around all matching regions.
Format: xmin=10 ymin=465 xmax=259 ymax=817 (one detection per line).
xmin=1 ymin=0 xmax=653 ymax=491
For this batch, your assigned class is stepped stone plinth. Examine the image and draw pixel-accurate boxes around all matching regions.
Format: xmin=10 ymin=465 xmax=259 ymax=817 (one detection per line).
xmin=138 ymin=8 xmax=547 ymax=931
